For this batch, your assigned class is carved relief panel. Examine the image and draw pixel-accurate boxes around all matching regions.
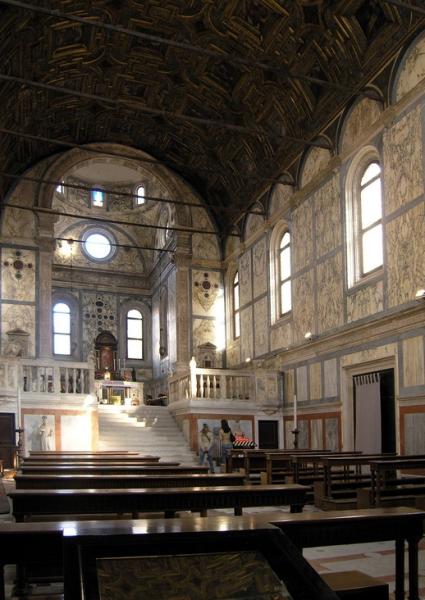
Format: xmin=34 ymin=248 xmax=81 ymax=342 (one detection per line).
xmin=1 ymin=248 xmax=36 ymax=302
xmin=292 ymin=199 xmax=313 ymax=273
xmin=192 ymin=270 xmax=222 ymax=317
xmin=1 ymin=304 xmax=35 ymax=357
xmin=238 ymin=250 xmax=252 ymax=307
xmin=252 ymin=237 xmax=267 ymax=299
xmin=347 ymin=281 xmax=384 ymax=323
xmin=253 ymin=297 xmax=268 ymax=358
xmin=292 ymin=268 xmax=314 ymax=343
xmin=82 ymin=293 xmax=118 ymax=359
xmin=240 ymin=306 xmax=253 ymax=362
xmin=317 ymin=252 xmax=344 ymax=334
xmin=314 ymin=176 xmax=341 ymax=259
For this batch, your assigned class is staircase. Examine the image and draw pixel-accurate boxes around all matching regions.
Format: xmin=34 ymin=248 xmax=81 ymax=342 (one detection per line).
xmin=97 ymin=404 xmax=198 ymax=464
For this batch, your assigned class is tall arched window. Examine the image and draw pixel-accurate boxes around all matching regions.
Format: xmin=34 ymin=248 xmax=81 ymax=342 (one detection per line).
xmin=53 ymin=302 xmax=71 ymax=355
xmin=346 ymin=150 xmax=384 ymax=287
xmin=127 ymin=309 xmax=143 ymax=359
xmin=233 ymin=271 xmax=240 ymax=339
xmin=279 ymin=231 xmax=292 ymax=316
xmin=358 ymin=162 xmax=383 ymax=276
xmin=135 ymin=185 xmax=146 ymax=206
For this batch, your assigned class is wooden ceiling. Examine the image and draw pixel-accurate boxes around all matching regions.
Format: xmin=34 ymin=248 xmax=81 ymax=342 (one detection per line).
xmin=0 ymin=0 xmax=424 ymax=236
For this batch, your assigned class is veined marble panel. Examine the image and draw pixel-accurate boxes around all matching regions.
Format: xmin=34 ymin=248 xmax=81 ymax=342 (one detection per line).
xmin=61 ymin=415 xmax=91 ymax=450
xmin=314 ymin=176 xmax=341 ymax=259
xmin=296 ymin=366 xmax=308 ymax=402
xmin=310 ymin=419 xmax=322 ymax=450
xmin=284 ymin=369 xmax=295 ymax=403
xmin=192 ymin=270 xmax=223 ymax=317
xmin=404 ymin=413 xmax=425 ymax=454
xmin=226 ymin=343 xmax=241 ymax=368
xmin=82 ymin=293 xmax=117 ymax=359
xmin=239 ymin=250 xmax=252 ymax=306
xmin=2 ymin=205 xmax=35 ymax=239
xmin=340 ymin=98 xmax=382 ymax=153
xmin=317 ymin=252 xmax=344 ymax=334
xmin=193 ymin=318 xmax=217 ymax=354
xmin=240 ymin=306 xmax=253 ymax=362
xmin=395 ymin=35 xmax=425 ymax=102
xmin=387 ymin=202 xmax=425 ymax=307
xmin=298 ymin=419 xmax=309 ymax=449
xmin=1 ymin=304 xmax=35 ymax=356
xmin=293 ymin=269 xmax=315 ymax=344
xmin=269 ymin=184 xmax=293 ymax=216
xmin=253 ymin=297 xmax=268 ymax=357
xmin=325 ymin=417 xmax=339 ymax=451
xmin=284 ymin=419 xmax=293 ymax=449
xmin=402 ymin=336 xmax=425 ymax=387
xmin=225 ymin=235 xmax=241 ymax=259
xmin=300 ymin=147 xmax=332 ymax=188
xmin=191 ymin=207 xmax=220 ymax=261
xmin=309 ymin=362 xmax=322 ymax=401
xmin=270 ymin=321 xmax=292 ymax=352
xmin=292 ymin=199 xmax=313 ymax=272
xmin=252 ymin=237 xmax=267 ymax=299
xmin=383 ymin=106 xmax=424 ymax=215
xmin=324 ymin=359 xmax=338 ymax=398
xmin=1 ymin=248 xmax=36 ymax=302
xmin=347 ymin=280 xmax=384 ymax=323
xmin=341 ymin=344 xmax=397 ymax=368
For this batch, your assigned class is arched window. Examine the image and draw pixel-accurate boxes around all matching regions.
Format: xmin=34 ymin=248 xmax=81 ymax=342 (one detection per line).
xmin=358 ymin=162 xmax=383 ymax=276
xmin=135 ymin=185 xmax=146 ymax=206
xmin=346 ymin=151 xmax=383 ymax=287
xmin=233 ymin=271 xmax=240 ymax=339
xmin=91 ymin=187 xmax=104 ymax=208
xmin=127 ymin=309 xmax=143 ymax=359
xmin=279 ymin=231 xmax=292 ymax=316
xmin=53 ymin=302 xmax=71 ymax=355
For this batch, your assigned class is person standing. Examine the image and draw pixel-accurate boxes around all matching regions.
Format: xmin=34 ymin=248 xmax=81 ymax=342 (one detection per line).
xmin=199 ymin=423 xmax=214 ymax=471
xmin=219 ymin=418 xmax=234 ymax=466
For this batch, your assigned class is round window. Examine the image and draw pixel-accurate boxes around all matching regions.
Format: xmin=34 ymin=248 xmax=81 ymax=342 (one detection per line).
xmin=82 ymin=230 xmax=116 ymax=262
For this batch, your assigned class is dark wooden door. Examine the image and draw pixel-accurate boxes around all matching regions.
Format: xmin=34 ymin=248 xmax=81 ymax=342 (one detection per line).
xmin=0 ymin=412 xmax=16 ymax=468
xmin=258 ymin=420 xmax=279 ymax=449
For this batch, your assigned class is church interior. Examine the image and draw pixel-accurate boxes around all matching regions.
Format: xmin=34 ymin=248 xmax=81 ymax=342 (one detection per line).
xmin=0 ymin=1 xmax=425 ymax=598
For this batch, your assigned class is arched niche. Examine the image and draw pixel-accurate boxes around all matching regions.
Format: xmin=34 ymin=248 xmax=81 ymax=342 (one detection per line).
xmin=339 ymin=97 xmax=383 ymax=155
xmin=393 ymin=32 xmax=425 ymax=103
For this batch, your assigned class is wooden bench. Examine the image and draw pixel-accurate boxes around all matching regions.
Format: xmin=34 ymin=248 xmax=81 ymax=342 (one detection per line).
xmin=321 ymin=570 xmax=389 ymax=599
xmin=19 ymin=464 xmax=209 ymax=476
xmin=0 ymin=482 xmax=9 ymax=515
xmin=28 ymin=450 xmax=141 ymax=456
xmin=22 ymin=454 xmax=160 ymax=463
xmin=14 ymin=472 xmax=246 ymax=490
xmin=9 ymin=483 xmax=309 ymax=521
xmin=1 ymin=506 xmax=422 ymax=600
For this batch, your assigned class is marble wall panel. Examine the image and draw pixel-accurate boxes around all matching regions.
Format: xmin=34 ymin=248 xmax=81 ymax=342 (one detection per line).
xmin=324 ymin=359 xmax=338 ymax=398
xmin=300 ymin=147 xmax=332 ymax=188
xmin=314 ymin=176 xmax=341 ymax=259
xmin=387 ymin=202 xmax=425 ymax=307
xmin=61 ymin=415 xmax=91 ymax=450
xmin=395 ymin=35 xmax=425 ymax=102
xmin=2 ymin=205 xmax=35 ymax=239
xmin=341 ymin=344 xmax=397 ymax=369
xmin=1 ymin=248 xmax=36 ymax=302
xmin=317 ymin=252 xmax=344 ymax=334
xmin=325 ymin=417 xmax=339 ymax=451
xmin=1 ymin=304 xmax=35 ymax=357
xmin=298 ymin=419 xmax=309 ymax=449
xmin=240 ymin=306 xmax=253 ymax=362
xmin=270 ymin=321 xmax=293 ymax=352
xmin=284 ymin=369 xmax=295 ymax=403
xmin=310 ymin=419 xmax=322 ymax=450
xmin=296 ymin=366 xmax=308 ymax=402
xmin=347 ymin=281 xmax=384 ymax=323
xmin=309 ymin=363 xmax=322 ymax=401
xmin=340 ymin=98 xmax=383 ymax=153
xmin=293 ymin=268 xmax=315 ymax=343
xmin=253 ymin=297 xmax=268 ymax=357
xmin=167 ymin=270 xmax=177 ymax=365
xmin=226 ymin=343 xmax=241 ymax=367
xmin=404 ymin=413 xmax=425 ymax=454
xmin=269 ymin=184 xmax=293 ymax=217
xmin=239 ymin=250 xmax=252 ymax=307
xmin=192 ymin=270 xmax=223 ymax=317
xmin=245 ymin=211 xmax=264 ymax=239
xmin=192 ymin=233 xmax=220 ymax=261
xmin=193 ymin=318 xmax=218 ymax=355
xmin=284 ymin=419 xmax=293 ymax=449
xmin=82 ymin=292 xmax=117 ymax=358
xmin=292 ymin=199 xmax=313 ymax=272
xmin=383 ymin=106 xmax=424 ymax=215
xmin=402 ymin=336 xmax=425 ymax=387
xmin=252 ymin=237 xmax=267 ymax=299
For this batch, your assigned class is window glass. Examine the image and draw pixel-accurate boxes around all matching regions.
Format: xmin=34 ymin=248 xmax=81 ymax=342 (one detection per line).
xmin=92 ymin=189 xmax=104 ymax=207
xmin=53 ymin=302 xmax=71 ymax=355
xmin=280 ymin=280 xmax=292 ymax=315
xmin=135 ymin=185 xmax=145 ymax=205
xmin=362 ymin=224 xmax=383 ymax=274
xmin=360 ymin=179 xmax=381 ymax=228
xmin=84 ymin=233 xmax=111 ymax=259
xmin=233 ymin=272 xmax=240 ymax=339
xmin=279 ymin=231 xmax=291 ymax=316
xmin=360 ymin=162 xmax=380 ymax=186
xmin=127 ymin=339 xmax=143 ymax=359
xmin=127 ymin=309 xmax=143 ymax=359
xmin=54 ymin=334 xmax=71 ymax=355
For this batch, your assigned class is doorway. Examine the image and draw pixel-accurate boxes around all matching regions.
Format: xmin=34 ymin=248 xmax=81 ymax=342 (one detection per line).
xmin=258 ymin=420 xmax=279 ymax=449
xmin=353 ymin=368 xmax=395 ymax=453
xmin=0 ymin=412 xmax=16 ymax=468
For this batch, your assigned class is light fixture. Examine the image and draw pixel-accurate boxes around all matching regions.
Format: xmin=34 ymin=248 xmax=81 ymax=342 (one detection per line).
xmin=245 ymin=357 xmax=251 ymax=363
xmin=304 ymin=331 xmax=313 ymax=341
xmin=415 ymin=288 xmax=425 ymax=300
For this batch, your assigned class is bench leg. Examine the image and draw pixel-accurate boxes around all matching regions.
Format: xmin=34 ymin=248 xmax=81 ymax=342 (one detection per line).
xmin=395 ymin=538 xmax=405 ymax=600
xmin=0 ymin=564 xmax=5 ymax=600
xmin=234 ymin=507 xmax=243 ymax=516
xmin=408 ymin=536 xmax=420 ymax=600
xmin=200 ymin=509 xmax=208 ymax=517
xmin=164 ymin=511 xmax=176 ymax=518
xmin=290 ymin=504 xmax=303 ymax=514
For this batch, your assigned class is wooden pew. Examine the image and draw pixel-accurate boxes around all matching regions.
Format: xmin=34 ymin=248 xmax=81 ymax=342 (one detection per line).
xmin=358 ymin=457 xmax=425 ymax=508
xmin=1 ymin=507 xmax=422 ymax=600
xmin=9 ymin=483 xmax=309 ymax=521
xmin=14 ymin=472 xmax=246 ymax=490
xmin=28 ymin=450 xmax=140 ymax=456
xmin=19 ymin=464 xmax=209 ymax=476
xmin=22 ymin=454 xmax=160 ymax=463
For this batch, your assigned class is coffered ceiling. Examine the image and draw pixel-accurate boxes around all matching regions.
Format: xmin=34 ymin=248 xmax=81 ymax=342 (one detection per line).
xmin=0 ymin=0 xmax=424 ymax=236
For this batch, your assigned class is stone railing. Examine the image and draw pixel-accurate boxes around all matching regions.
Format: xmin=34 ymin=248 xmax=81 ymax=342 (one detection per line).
xmin=168 ymin=368 xmax=255 ymax=404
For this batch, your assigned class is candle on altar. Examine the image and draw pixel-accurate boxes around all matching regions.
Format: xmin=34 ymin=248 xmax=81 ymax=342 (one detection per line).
xmin=293 ymin=394 xmax=297 ymax=429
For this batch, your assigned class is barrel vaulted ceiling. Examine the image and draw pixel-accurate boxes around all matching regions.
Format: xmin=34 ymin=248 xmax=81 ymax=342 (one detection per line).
xmin=0 ymin=0 xmax=424 ymax=236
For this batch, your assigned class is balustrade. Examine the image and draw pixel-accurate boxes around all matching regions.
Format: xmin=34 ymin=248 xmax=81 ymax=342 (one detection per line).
xmin=168 ymin=368 xmax=255 ymax=404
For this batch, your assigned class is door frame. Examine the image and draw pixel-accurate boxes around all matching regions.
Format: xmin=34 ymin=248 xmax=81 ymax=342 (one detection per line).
xmin=254 ymin=414 xmax=284 ymax=449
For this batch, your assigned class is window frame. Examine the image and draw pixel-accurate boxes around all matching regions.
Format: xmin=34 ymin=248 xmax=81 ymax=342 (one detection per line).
xmin=345 ymin=147 xmax=384 ymax=289
xmin=278 ymin=230 xmax=292 ymax=317
xmin=134 ymin=184 xmax=146 ymax=207
xmin=126 ymin=309 xmax=144 ymax=360
xmin=81 ymin=227 xmax=117 ymax=263
xmin=91 ymin=186 xmax=106 ymax=209
xmin=270 ymin=221 xmax=292 ymax=325
xmin=232 ymin=271 xmax=240 ymax=340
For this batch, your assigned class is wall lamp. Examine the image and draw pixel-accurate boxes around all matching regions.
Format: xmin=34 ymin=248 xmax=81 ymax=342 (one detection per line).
xmin=304 ymin=331 xmax=316 ymax=342
xmin=415 ymin=288 xmax=425 ymax=301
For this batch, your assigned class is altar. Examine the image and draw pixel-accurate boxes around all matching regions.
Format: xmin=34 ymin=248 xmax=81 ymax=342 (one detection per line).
xmin=95 ymin=380 xmax=144 ymax=406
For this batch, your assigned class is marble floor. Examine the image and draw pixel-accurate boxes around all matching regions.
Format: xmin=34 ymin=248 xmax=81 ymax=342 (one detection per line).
xmin=1 ymin=476 xmax=424 ymax=599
